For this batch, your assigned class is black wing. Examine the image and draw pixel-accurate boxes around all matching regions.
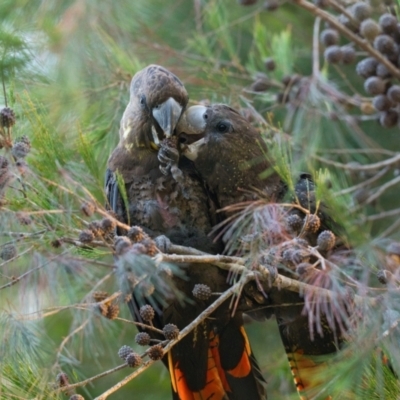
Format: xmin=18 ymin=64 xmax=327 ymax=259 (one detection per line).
xmin=104 ymin=167 xmax=129 ymax=236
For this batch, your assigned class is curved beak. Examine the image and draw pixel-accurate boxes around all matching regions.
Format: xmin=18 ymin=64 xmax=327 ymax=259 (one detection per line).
xmin=176 ymin=105 xmax=208 ymax=161
xmin=182 ymin=138 xmax=205 ymax=161
xmin=152 ymin=97 xmax=183 ymax=140
xmin=175 ymin=105 xmax=207 ymax=135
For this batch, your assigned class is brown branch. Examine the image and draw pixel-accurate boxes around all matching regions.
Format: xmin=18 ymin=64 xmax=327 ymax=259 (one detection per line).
xmin=0 ymin=229 xmax=47 ymax=239
xmin=337 ymin=167 xmax=389 ymax=195
xmin=96 ymin=207 xmax=131 ymax=232
xmin=60 ymin=237 xmax=111 ymax=249
xmin=11 ymin=209 xmax=67 ymax=215
xmin=194 ymin=0 xmax=203 ymax=33
xmin=314 ymin=153 xmax=400 ymax=171
xmin=157 ymin=253 xmax=244 ymax=265
xmin=38 ymin=175 xmax=131 ymax=233
xmin=68 ymin=256 xmax=115 ymax=269
xmin=0 ymin=250 xmax=69 ymax=290
xmin=92 ymin=360 xmax=155 ymax=399
xmin=2 ymin=71 xmax=7 ymax=107
xmin=363 ymin=207 xmax=400 ymax=222
xmin=293 ymin=0 xmax=400 ymax=79
xmin=0 ymin=245 xmax=34 ymax=268
xmin=55 ymin=319 xmax=90 ymax=365
xmin=93 ymin=281 xmax=244 ymax=400
xmin=157 ymin=252 xmax=377 ymax=307
xmin=378 ymin=217 xmax=400 ymax=239
xmin=312 ymin=17 xmax=321 ymax=78
xmin=57 ymin=363 xmax=127 ymax=393
xmin=362 ymin=175 xmax=400 ymax=206
xmin=168 ymin=243 xmax=209 ymax=256
xmin=48 ymin=268 xmax=239 ymax=395
xmin=320 ymin=149 xmax=396 ymax=156
xmin=114 ymin=317 xmax=164 ymax=335
xmin=51 ymin=241 xmax=380 ymax=397
xmin=328 ymin=0 xmax=359 ymax=29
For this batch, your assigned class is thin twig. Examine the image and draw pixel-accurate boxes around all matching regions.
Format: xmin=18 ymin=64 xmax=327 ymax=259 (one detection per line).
xmin=337 ymin=167 xmax=389 ymax=196
xmin=2 ymin=71 xmax=7 ymax=107
xmin=56 ymin=319 xmax=90 ymax=364
xmin=320 ymin=149 xmax=395 ymax=156
xmin=314 ymin=153 xmax=400 ymax=171
xmin=68 ymin=256 xmax=115 ymax=268
xmin=194 ymin=0 xmax=203 ymax=33
xmin=0 ymin=249 xmax=69 ymax=289
xmin=363 ymin=207 xmax=400 ymax=222
xmin=168 ymin=243 xmax=209 ymax=256
xmin=158 ymin=252 xmax=376 ymax=307
xmin=60 ymin=237 xmax=111 ymax=249
xmin=114 ymin=317 xmax=164 ymax=334
xmin=293 ymin=0 xmax=400 ymax=79
xmin=38 ymin=175 xmax=131 ymax=232
xmin=0 ymin=229 xmax=47 ymax=238
xmin=0 ymin=229 xmax=47 ymax=248
xmin=328 ymin=0 xmax=359 ymax=29
xmin=57 ymin=363 xmax=127 ymax=393
xmin=93 ymin=281 xmax=244 ymax=400
xmin=0 ymin=246 xmax=34 ymax=268
xmin=157 ymin=253 xmax=244 ymax=265
xmin=378 ymin=217 xmax=400 ymax=239
xmin=312 ymin=17 xmax=321 ymax=78
xmin=360 ymin=175 xmax=400 ymax=207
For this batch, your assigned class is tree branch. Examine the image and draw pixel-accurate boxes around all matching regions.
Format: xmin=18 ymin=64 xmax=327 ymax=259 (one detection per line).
xmin=293 ymin=0 xmax=400 ymax=79
xmin=54 ymin=278 xmax=245 ymax=397
xmin=157 ymin=253 xmax=378 ymax=307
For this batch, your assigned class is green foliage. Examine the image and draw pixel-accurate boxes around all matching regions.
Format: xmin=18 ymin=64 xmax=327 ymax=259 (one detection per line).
xmin=268 ymin=138 xmax=293 ymax=189
xmin=0 ymin=0 xmax=400 ymax=399
xmin=0 ymin=313 xmax=58 ymax=399
xmin=20 ymin=92 xmax=69 ymax=174
xmin=115 ymin=170 xmax=129 ymax=225
xmin=0 ymin=28 xmax=31 ymax=80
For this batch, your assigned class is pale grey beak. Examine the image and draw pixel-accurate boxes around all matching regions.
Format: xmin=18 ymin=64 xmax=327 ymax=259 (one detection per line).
xmin=175 ymin=105 xmax=207 ymax=135
xmin=183 ymin=137 xmax=205 ymax=161
xmin=152 ymin=97 xmax=183 ymax=139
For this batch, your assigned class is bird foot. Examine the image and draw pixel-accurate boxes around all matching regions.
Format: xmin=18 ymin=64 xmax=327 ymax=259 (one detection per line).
xmin=158 ymin=146 xmax=179 ymax=165
xmin=158 ymin=137 xmax=181 ymax=177
xmin=171 ymin=165 xmax=183 ymax=182
xmin=159 ymin=163 xmax=171 ymax=176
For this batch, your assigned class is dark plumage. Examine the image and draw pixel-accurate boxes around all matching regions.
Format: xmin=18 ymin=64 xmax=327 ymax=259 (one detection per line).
xmin=105 ymin=67 xmax=266 ymax=399
xmin=106 ymin=65 xmax=191 ymax=237
xmin=178 ymin=104 xmax=283 ymax=209
xmin=177 ymin=103 xmax=348 ymax=399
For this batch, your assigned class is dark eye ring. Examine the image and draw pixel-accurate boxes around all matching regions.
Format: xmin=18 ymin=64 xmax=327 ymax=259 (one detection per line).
xmin=203 ymin=112 xmax=208 ymax=120
xmin=140 ymin=95 xmax=146 ymax=107
xmin=216 ymin=122 xmax=229 ymax=133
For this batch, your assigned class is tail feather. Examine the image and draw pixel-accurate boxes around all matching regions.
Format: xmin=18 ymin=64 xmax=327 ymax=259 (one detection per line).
xmin=276 ymin=316 xmax=336 ymax=400
xmin=286 ymin=348 xmax=333 ymax=400
xmin=169 ymin=324 xmax=267 ymax=400
xmin=169 ymin=349 xmax=229 ymax=400
xmin=219 ymin=322 xmax=267 ymax=399
xmin=209 ymin=332 xmax=231 ymax=393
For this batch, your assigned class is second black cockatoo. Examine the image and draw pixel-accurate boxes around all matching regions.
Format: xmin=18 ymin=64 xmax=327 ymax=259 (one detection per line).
xmin=176 ymin=103 xmax=349 ymax=399
xmin=105 ymin=66 xmax=267 ymax=399
xmin=177 ymin=104 xmax=283 ymax=209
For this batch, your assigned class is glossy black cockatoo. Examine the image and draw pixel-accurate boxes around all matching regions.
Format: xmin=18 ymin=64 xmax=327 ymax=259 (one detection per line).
xmin=105 ymin=66 xmax=267 ymax=400
xmin=176 ymin=103 xmax=349 ymax=399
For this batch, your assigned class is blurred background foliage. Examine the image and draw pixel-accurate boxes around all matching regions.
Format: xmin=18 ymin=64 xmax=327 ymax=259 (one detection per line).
xmin=1 ymin=0 xmax=400 ymax=399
